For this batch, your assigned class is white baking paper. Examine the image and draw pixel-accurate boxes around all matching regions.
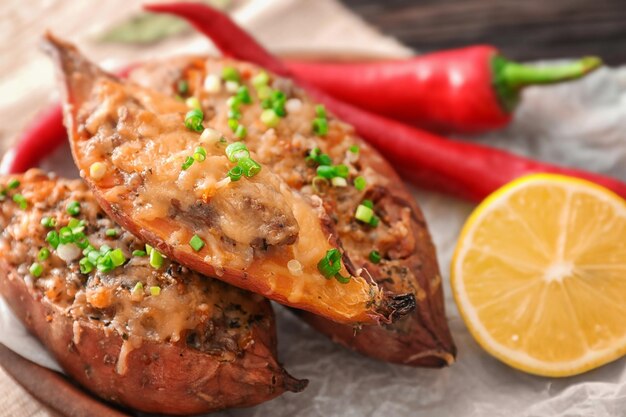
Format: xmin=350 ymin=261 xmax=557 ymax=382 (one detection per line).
xmin=2 ymin=0 xmax=626 ymax=416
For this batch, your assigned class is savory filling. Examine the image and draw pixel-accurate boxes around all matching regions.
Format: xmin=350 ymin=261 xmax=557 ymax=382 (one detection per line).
xmin=0 ymin=172 xmax=265 ymax=360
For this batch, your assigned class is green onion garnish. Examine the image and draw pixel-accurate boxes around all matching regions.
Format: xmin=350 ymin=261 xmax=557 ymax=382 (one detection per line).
xmin=132 ymin=282 xmax=144 ymax=295
xmin=189 ymin=234 xmax=205 ymax=252
xmin=145 ymin=244 xmax=153 ymax=255
xmin=0 ymin=189 xmax=6 ymax=201
xmin=316 ymin=165 xmax=336 ymax=179
xmin=362 ymin=199 xmax=374 ymax=209
xmin=369 ymin=216 xmax=380 ymax=227
xmin=349 ymin=145 xmax=360 ymax=154
xmin=315 ymin=105 xmax=327 ymax=118
xmin=105 ymin=229 xmax=117 ymax=237
xmin=238 ymin=157 xmax=262 ymax=177
xmin=185 ymin=96 xmax=201 ymax=110
xmin=252 ymin=71 xmax=269 ymax=89
xmin=354 ymin=176 xmax=367 ymax=191
xmin=331 ymin=177 xmax=347 ymax=187
xmin=29 ymin=263 xmax=43 ymax=278
xmin=334 ymin=273 xmax=351 ymax=284
xmin=228 ymin=166 xmax=243 ymax=182
xmin=109 ymin=249 xmax=126 ymax=267
xmin=150 ymin=286 xmax=161 ymax=296
xmin=312 ymin=118 xmax=328 ymax=136
xmin=181 ymin=156 xmax=195 ymax=170
xmin=234 ymin=124 xmax=247 ymax=139
xmin=312 ymin=176 xmax=329 ymax=193
xmin=68 ymin=218 xmax=86 ymax=233
xmin=369 ymin=250 xmax=381 ymax=264
xmin=12 ymin=194 xmax=27 ymax=209
xmin=132 ymin=250 xmax=147 ymax=257
xmin=37 ymin=248 xmax=50 ymax=261
xmin=228 ymin=109 xmax=242 ymax=120
xmin=87 ymin=250 xmax=101 ymax=264
xmin=79 ymin=258 xmax=94 ymax=274
xmin=306 ymin=148 xmax=332 ymax=166
xmin=355 ymin=204 xmax=374 ymax=223
xmin=260 ymin=109 xmax=280 ymax=127
xmin=184 ymin=108 xmax=204 ymax=132
xmin=228 ymin=119 xmax=239 ymax=132
xmin=334 ymin=164 xmax=349 ymax=179
xmin=225 ymin=142 xmax=250 ymax=162
xmin=8 ymin=179 xmax=20 ymax=189
xmin=193 ymin=146 xmax=207 ymax=162
xmin=59 ymin=227 xmax=73 ymax=244
xmin=46 ymin=231 xmax=60 ymax=249
xmin=177 ymin=79 xmax=189 ymax=95
xmin=100 ymin=244 xmax=112 ymax=254
xmin=221 ymin=66 xmax=240 ymax=82
xmin=236 ymin=85 xmax=252 ymax=104
xmin=40 ymin=217 xmax=56 ymax=228
xmin=97 ymin=254 xmax=114 ymax=272
xmin=66 ymin=201 xmax=81 ymax=216
xmin=149 ymin=249 xmax=164 ymax=269
xmin=317 ymin=248 xmax=342 ymax=279
xmin=257 ymin=85 xmax=272 ymax=100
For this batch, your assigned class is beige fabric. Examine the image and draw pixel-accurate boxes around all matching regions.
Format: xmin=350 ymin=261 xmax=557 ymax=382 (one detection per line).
xmin=0 ymin=1 xmax=408 ymax=415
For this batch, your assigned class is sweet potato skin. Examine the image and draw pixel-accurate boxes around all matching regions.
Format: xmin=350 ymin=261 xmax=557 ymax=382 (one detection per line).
xmin=0 ymin=171 xmax=306 ymax=415
xmin=129 ymin=56 xmax=456 ymax=366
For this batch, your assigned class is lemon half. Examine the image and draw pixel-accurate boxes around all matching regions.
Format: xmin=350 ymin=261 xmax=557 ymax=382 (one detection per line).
xmin=452 ymin=173 xmax=626 ymax=377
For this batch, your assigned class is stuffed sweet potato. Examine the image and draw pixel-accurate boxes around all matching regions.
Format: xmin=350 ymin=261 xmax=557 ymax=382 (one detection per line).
xmin=45 ymin=35 xmax=414 ymax=326
xmin=127 ymin=55 xmax=457 ymax=366
xmin=0 ymin=169 xmax=306 ymax=415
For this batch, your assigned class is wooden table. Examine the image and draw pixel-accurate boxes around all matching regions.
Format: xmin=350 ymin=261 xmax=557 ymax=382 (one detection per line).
xmin=343 ymin=0 xmax=626 ymax=65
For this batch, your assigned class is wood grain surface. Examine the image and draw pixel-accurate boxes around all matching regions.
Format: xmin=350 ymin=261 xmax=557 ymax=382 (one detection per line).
xmin=342 ymin=0 xmax=626 ymax=65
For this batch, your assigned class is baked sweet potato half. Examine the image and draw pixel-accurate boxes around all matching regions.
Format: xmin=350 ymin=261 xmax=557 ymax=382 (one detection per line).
xmin=0 ymin=170 xmax=306 ymax=415
xmin=128 ymin=55 xmax=457 ymax=366
xmin=45 ymin=35 xmax=414 ymax=326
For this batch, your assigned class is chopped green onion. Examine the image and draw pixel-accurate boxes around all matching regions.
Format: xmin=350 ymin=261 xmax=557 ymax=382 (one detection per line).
xmin=0 ymin=189 xmax=6 ymax=201
xmin=238 ymin=157 xmax=262 ymax=177
xmin=234 ymin=124 xmax=247 ymax=139
xmin=149 ymin=249 xmax=164 ymax=269
xmin=37 ymin=248 xmax=50 ymax=261
xmin=177 ymin=79 xmax=189 ymax=95
xmin=100 ymin=244 xmax=112 ymax=254
xmin=228 ymin=109 xmax=242 ymax=120
xmin=355 ymin=204 xmax=374 ymax=223
xmin=8 ymin=179 xmax=20 ymax=189
xmin=221 ymin=66 xmax=240 ymax=82
xmin=12 ymin=194 xmax=27 ymax=209
xmin=349 ymin=145 xmax=360 ymax=154
xmin=312 ymin=118 xmax=328 ymax=136
xmin=89 ymin=162 xmax=107 ymax=180
xmin=181 ymin=156 xmax=195 ymax=170
xmin=79 ymin=257 xmax=94 ymax=274
xmin=306 ymin=148 xmax=333 ymax=166
xmin=96 ymin=254 xmax=114 ymax=272
xmin=109 ymin=249 xmax=126 ymax=267
xmin=354 ymin=176 xmax=367 ymax=191
xmin=193 ymin=146 xmax=207 ymax=162
xmin=87 ymin=250 xmax=101 ymax=264
xmin=316 ymin=165 xmax=336 ymax=179
xmin=369 ymin=250 xmax=381 ymax=264
xmin=105 ymin=228 xmax=117 ymax=237
xmin=315 ymin=105 xmax=327 ymax=118
xmin=132 ymin=282 xmax=144 ymax=295
xmin=331 ymin=177 xmax=347 ymax=187
xmin=46 ymin=231 xmax=59 ymax=249
xmin=83 ymin=245 xmax=95 ymax=255
xmin=228 ymin=119 xmax=239 ymax=132
xmin=66 ymin=201 xmax=80 ymax=216
xmin=271 ymin=90 xmax=286 ymax=104
xmin=334 ymin=164 xmax=349 ymax=178
xmin=334 ymin=273 xmax=351 ymax=284
xmin=150 ymin=286 xmax=161 ymax=296
xmin=189 ymin=234 xmax=205 ymax=252
xmin=236 ymin=85 xmax=252 ymax=104
xmin=227 ymin=96 xmax=241 ymax=110
xmin=29 ymin=263 xmax=43 ymax=278
xmin=68 ymin=218 xmax=85 ymax=233
xmin=252 ymin=71 xmax=269 ymax=89
xmin=228 ymin=166 xmax=243 ymax=181
xmin=317 ymin=249 xmax=342 ymax=279
xmin=132 ymin=249 xmax=147 ymax=257
xmin=59 ymin=227 xmax=73 ymax=244
xmin=260 ymin=109 xmax=280 ymax=127
xmin=257 ymin=85 xmax=272 ymax=100
xmin=186 ymin=97 xmax=201 ymax=111
xmin=312 ymin=176 xmax=329 ymax=193
xmin=225 ymin=142 xmax=249 ymax=162
xmin=362 ymin=199 xmax=374 ymax=209
xmin=184 ymin=108 xmax=204 ymax=132
xmin=145 ymin=244 xmax=153 ymax=256
xmin=40 ymin=217 xmax=56 ymax=228
xmin=369 ymin=216 xmax=380 ymax=227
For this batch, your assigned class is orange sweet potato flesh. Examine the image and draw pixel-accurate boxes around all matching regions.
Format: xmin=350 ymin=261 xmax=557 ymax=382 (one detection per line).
xmin=128 ymin=56 xmax=457 ymax=366
xmin=44 ymin=35 xmax=415 ymax=326
xmin=0 ymin=170 xmax=306 ymax=415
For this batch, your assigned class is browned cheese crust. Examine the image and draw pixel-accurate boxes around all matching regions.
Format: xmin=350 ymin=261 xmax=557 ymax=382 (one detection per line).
xmin=128 ymin=55 xmax=456 ymax=366
xmin=0 ymin=170 xmax=306 ymax=415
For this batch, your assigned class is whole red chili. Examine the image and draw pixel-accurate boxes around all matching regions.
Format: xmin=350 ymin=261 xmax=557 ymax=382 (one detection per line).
xmin=0 ymin=65 xmax=136 ymax=175
xmin=286 ymin=49 xmax=602 ymax=134
xmin=145 ymin=2 xmax=626 ymax=202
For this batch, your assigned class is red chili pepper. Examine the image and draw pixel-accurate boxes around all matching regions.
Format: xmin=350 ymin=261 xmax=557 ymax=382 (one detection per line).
xmin=285 ymin=49 xmax=602 ymax=134
xmin=146 ymin=2 xmax=626 ymax=202
xmin=0 ymin=65 xmax=137 ymax=175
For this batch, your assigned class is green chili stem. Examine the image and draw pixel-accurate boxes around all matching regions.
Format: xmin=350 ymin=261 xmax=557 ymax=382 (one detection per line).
xmin=493 ymin=55 xmax=602 ymax=111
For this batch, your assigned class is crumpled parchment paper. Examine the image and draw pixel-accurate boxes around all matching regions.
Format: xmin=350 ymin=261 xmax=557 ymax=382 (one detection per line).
xmin=2 ymin=0 xmax=626 ymax=415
